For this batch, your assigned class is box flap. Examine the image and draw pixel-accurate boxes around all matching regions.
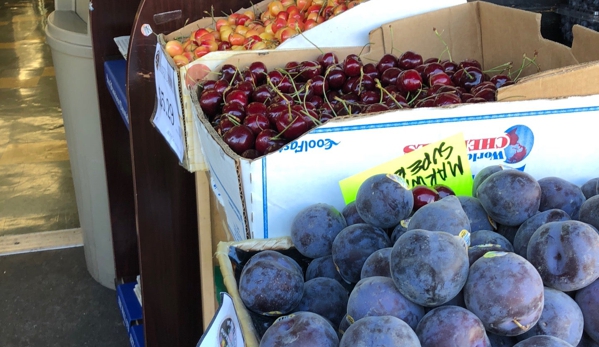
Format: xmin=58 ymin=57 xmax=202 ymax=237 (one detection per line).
xmin=477 ymin=2 xmax=576 ymax=78
xmin=498 ymin=61 xmax=599 ymax=101
xmin=372 ymin=2 xmax=483 ymax=64
xmin=571 ymin=25 xmax=599 ymax=64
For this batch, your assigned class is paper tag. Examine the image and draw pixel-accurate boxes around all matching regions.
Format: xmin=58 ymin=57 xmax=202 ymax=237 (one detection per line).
xmin=196 ymin=293 xmax=245 ymax=347
xmin=339 ymin=133 xmax=473 ymax=204
xmin=152 ymin=44 xmax=185 ymax=162
xmin=141 ymin=24 xmax=153 ymax=37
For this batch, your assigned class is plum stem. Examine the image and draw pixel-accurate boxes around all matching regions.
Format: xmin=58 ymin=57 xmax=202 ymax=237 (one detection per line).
xmin=512 ymin=318 xmax=529 ymax=331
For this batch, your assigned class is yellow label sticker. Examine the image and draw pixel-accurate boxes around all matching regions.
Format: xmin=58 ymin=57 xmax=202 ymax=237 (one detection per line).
xmin=339 ymin=133 xmax=473 ymax=204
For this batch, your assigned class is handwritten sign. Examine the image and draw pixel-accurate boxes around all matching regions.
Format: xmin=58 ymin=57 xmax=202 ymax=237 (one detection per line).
xmin=339 ymin=133 xmax=473 ymax=204
xmin=151 ymin=43 xmax=185 ymax=163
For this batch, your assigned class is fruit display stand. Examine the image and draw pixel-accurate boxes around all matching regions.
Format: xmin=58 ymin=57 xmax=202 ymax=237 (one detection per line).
xmin=88 ymin=0 xmax=264 ymax=345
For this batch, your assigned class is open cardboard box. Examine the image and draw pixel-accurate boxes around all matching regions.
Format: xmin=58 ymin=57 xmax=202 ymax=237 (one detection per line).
xmin=193 ymin=1 xmax=599 ymax=242
xmin=155 ymin=0 xmax=465 ymax=171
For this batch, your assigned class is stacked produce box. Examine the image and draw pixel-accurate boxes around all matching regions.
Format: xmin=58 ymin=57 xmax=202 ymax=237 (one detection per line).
xmin=185 ymin=1 xmax=599 ymax=346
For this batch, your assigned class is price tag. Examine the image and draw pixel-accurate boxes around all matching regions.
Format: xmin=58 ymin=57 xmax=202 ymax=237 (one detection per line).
xmin=152 ymin=43 xmax=184 ymax=163
xmin=339 ymin=133 xmax=474 ymax=204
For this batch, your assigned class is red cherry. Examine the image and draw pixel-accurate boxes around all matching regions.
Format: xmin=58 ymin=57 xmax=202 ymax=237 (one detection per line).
xmin=252 ymin=85 xmax=273 ymax=104
xmin=422 ymin=63 xmax=445 ymax=83
xmin=309 ymin=75 xmax=328 ymax=96
xmin=213 ymin=79 xmax=229 ymax=95
xmin=246 ymin=102 xmax=267 ymax=117
xmin=459 ymin=59 xmax=482 ymax=70
xmin=363 ymin=63 xmax=380 ymax=80
xmin=490 ymin=74 xmax=514 ymax=89
xmin=275 ymin=109 xmax=310 ymax=140
xmin=255 ymin=128 xmax=286 ymax=153
xmin=221 ymin=103 xmax=246 ymax=122
xmin=397 ymin=69 xmax=423 ymax=93
xmin=266 ymin=104 xmax=289 ymax=127
xmin=473 ymin=87 xmax=496 ymax=102
xmin=299 ymin=60 xmax=323 ymax=81
xmin=470 ymin=81 xmax=496 ymax=95
xmin=342 ymin=54 xmax=363 ymax=77
xmin=316 ymin=52 xmax=339 ymax=69
xmin=326 ymin=66 xmax=347 ymax=90
xmin=380 ymin=67 xmax=402 ymax=87
xmin=412 ymin=185 xmax=440 ymax=212
xmin=442 ymin=61 xmax=459 ymax=75
xmin=199 ymin=89 xmax=223 ymax=119
xmin=217 ymin=115 xmax=238 ymax=135
xmin=243 ymin=113 xmax=271 ymax=135
xmin=377 ymin=53 xmax=398 ymax=75
xmin=428 ymin=72 xmax=453 ymax=87
xmin=220 ymin=64 xmax=238 ymax=83
xmin=434 ymin=92 xmax=462 ymax=106
xmin=397 ymin=51 xmax=423 ymax=70
xmin=363 ymin=103 xmax=390 ymax=114
xmin=248 ymin=61 xmax=268 ymax=84
xmin=223 ymin=125 xmax=255 ymax=155
xmin=433 ymin=184 xmax=455 ymax=198
xmin=457 ymin=66 xmax=484 ymax=92
xmin=359 ymin=90 xmax=381 ymax=105
xmin=225 ymin=89 xmax=249 ymax=107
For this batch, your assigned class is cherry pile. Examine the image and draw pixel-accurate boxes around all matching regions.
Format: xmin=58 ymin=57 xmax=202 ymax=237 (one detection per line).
xmin=197 ymin=51 xmax=515 ymax=159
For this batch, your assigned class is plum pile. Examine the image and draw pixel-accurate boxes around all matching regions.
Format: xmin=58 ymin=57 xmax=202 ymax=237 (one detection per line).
xmin=232 ymin=168 xmax=599 ymax=347
xmin=197 ymin=51 xmax=516 ymax=159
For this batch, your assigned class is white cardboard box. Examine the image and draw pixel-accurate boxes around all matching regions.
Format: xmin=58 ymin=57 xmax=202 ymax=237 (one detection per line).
xmin=194 ymin=2 xmax=599 ymax=241
xmin=157 ymin=0 xmax=466 ymax=171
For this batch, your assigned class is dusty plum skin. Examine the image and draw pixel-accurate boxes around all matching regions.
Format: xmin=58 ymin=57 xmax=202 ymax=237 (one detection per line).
xmin=527 ymin=220 xmax=599 ymax=292
xmin=291 ymin=203 xmax=347 ymax=259
xmin=259 ymin=311 xmax=339 ymax=347
xmin=416 ymin=305 xmax=491 ymax=347
xmin=340 ymin=315 xmax=421 ymax=347
xmin=465 ymin=252 xmax=544 ymax=336
xmin=477 ymin=170 xmax=541 ymax=226
xmin=355 ymin=173 xmax=414 ymax=229
xmin=391 ymin=229 xmax=469 ymax=307
xmin=238 ymin=250 xmax=304 ymax=316
xmin=407 ymin=195 xmax=471 ymax=236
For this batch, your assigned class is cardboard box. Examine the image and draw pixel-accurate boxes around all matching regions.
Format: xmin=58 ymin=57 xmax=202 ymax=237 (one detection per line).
xmin=194 ymin=1 xmax=599 ymax=241
xmin=157 ymin=0 xmax=466 ymax=171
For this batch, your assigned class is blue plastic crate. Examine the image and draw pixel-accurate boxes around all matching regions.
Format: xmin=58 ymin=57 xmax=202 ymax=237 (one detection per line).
xmin=116 ymin=282 xmax=143 ymax=331
xmin=104 ymin=59 xmax=129 ymax=129
xmin=129 ymin=324 xmax=145 ymax=347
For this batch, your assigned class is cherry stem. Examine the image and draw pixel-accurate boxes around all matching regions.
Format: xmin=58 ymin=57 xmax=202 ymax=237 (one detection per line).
xmin=297 ymin=30 xmax=324 ymax=55
xmin=483 ymin=61 xmax=513 ymax=75
xmin=510 ymin=52 xmax=540 ymax=82
xmin=322 ymin=65 xmax=339 ymax=118
xmin=266 ymin=75 xmax=293 ymax=119
xmin=433 ymin=28 xmax=453 ymax=63
xmin=334 ymin=96 xmax=353 ymax=114
xmin=374 ymin=79 xmax=404 ymax=109
xmin=224 ymin=113 xmax=241 ymax=126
